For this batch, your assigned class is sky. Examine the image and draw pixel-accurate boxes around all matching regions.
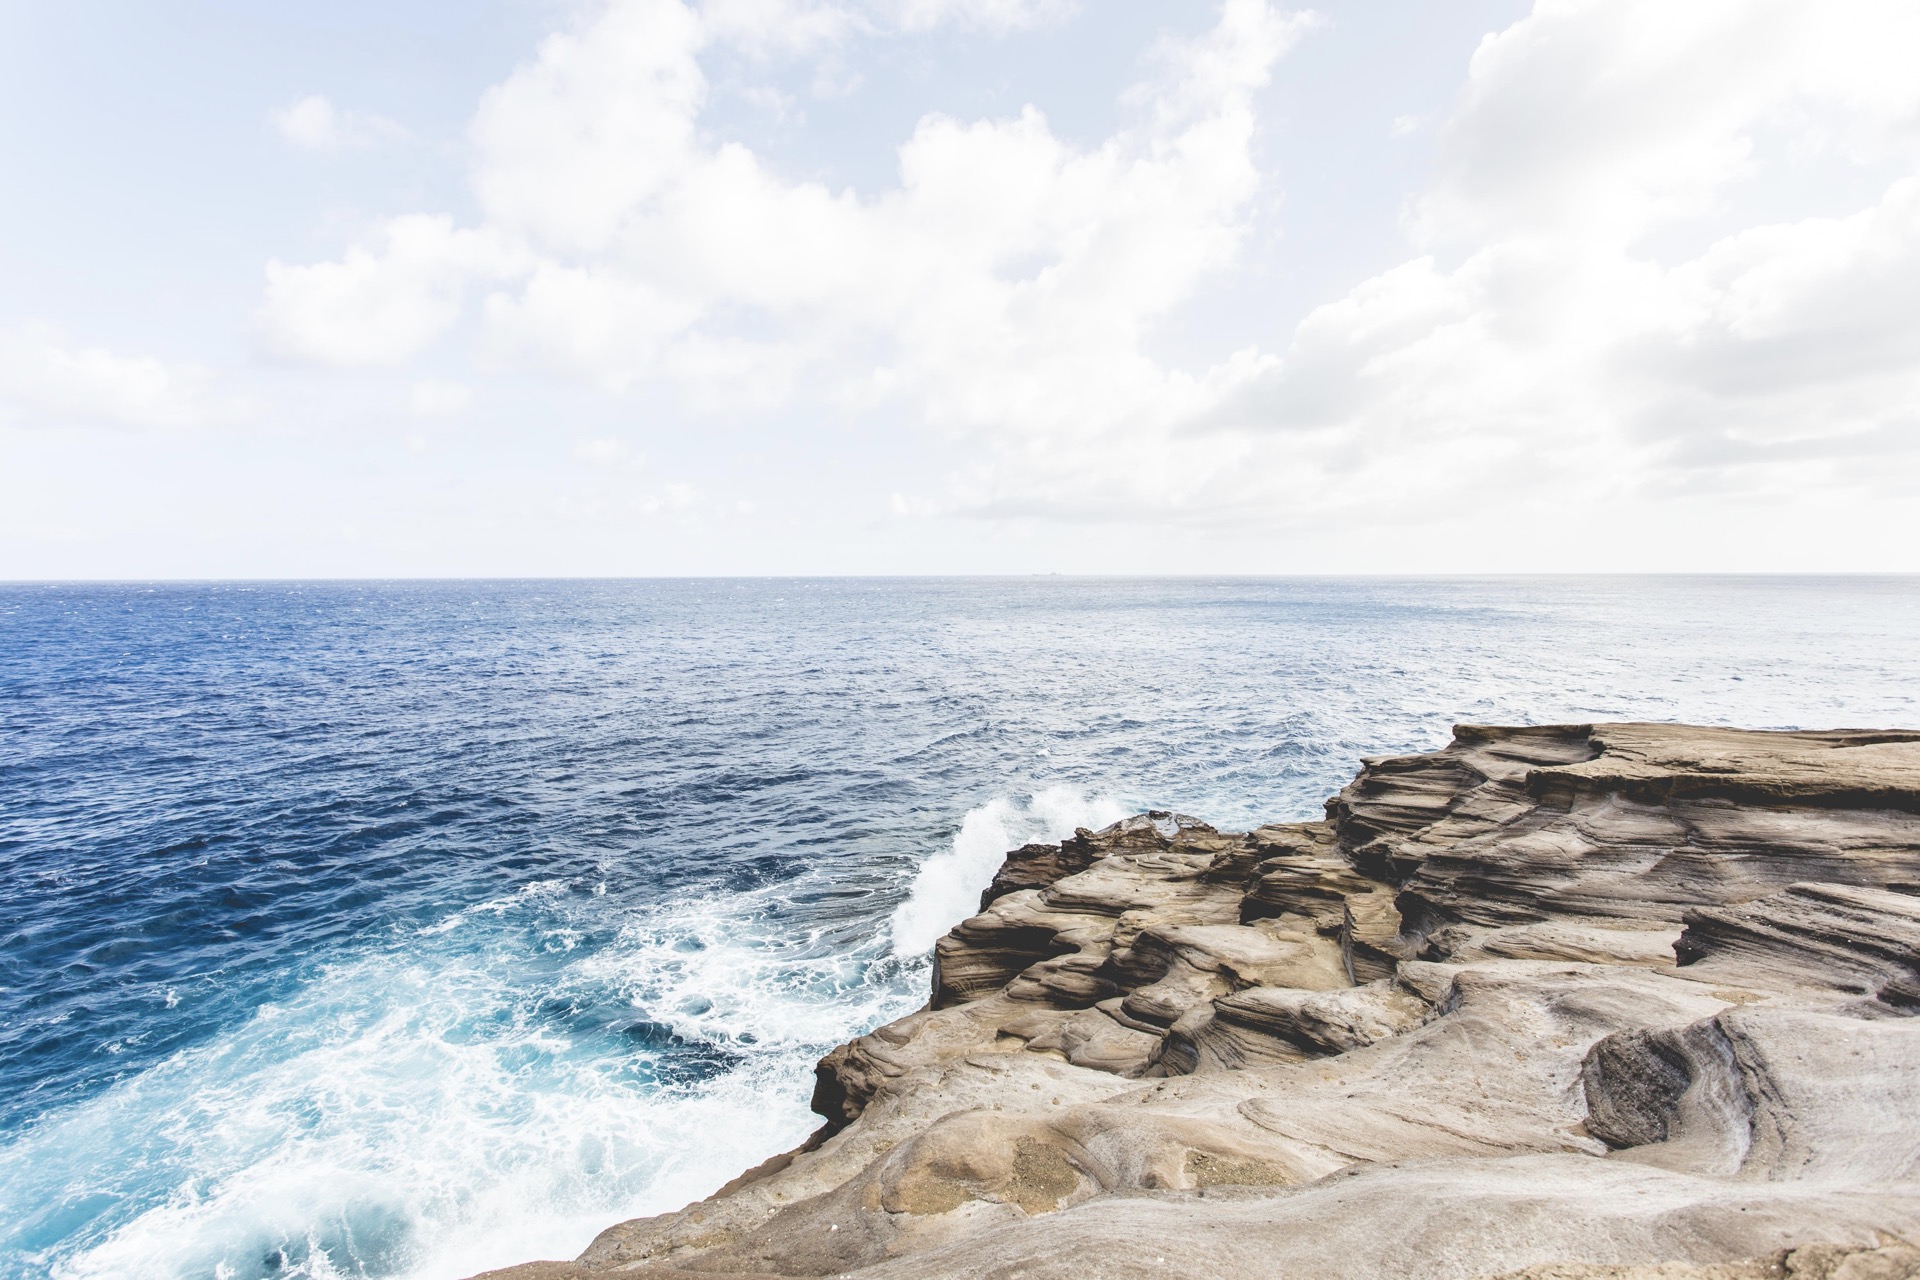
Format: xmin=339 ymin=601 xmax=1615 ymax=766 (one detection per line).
xmin=2 ymin=0 xmax=1918 ymax=577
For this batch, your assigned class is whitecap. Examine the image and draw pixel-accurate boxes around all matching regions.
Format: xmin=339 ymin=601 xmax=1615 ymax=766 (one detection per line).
xmin=887 ymin=786 xmax=1130 ymax=957
xmin=6 ymin=872 xmax=921 ymax=1280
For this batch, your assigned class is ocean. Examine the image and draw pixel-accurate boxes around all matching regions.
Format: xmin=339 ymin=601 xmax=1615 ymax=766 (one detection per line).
xmin=2 ymin=576 xmax=1917 ymax=1280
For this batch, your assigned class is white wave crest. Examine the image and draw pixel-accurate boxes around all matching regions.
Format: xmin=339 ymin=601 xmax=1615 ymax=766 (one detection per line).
xmin=6 ymin=801 xmax=1120 ymax=1279
xmin=6 ymin=874 xmax=922 ymax=1280
xmin=888 ymin=786 xmax=1129 ymax=957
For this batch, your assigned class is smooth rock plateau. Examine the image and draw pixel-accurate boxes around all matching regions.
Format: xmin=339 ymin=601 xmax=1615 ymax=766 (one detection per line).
xmin=480 ymin=724 xmax=1920 ymax=1280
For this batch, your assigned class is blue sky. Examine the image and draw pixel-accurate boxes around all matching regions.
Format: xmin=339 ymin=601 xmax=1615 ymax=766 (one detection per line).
xmin=2 ymin=0 xmax=1917 ymax=576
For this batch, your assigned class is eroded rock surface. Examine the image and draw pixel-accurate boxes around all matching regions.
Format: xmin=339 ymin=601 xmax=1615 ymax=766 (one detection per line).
xmin=480 ymin=723 xmax=1920 ymax=1280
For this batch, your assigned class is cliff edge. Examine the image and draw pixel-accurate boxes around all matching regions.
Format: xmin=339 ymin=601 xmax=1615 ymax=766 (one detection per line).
xmin=480 ymin=723 xmax=1920 ymax=1280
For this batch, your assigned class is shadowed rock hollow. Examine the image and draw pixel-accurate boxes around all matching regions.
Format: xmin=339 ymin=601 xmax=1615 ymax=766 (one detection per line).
xmin=479 ymin=723 xmax=1920 ymax=1280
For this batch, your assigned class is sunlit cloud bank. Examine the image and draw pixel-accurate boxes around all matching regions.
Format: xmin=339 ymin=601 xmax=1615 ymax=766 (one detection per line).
xmin=248 ymin=0 xmax=1920 ymax=553
xmin=1211 ymin=0 xmax=1920 ymax=532
xmin=5 ymin=0 xmax=1919 ymax=572
xmin=259 ymin=0 xmax=1306 ymax=453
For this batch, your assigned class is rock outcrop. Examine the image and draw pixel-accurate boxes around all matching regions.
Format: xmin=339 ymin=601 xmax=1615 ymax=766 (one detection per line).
xmin=479 ymin=723 xmax=1920 ymax=1280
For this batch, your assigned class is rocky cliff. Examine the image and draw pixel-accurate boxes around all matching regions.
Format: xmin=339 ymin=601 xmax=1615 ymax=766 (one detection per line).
xmin=481 ymin=723 xmax=1920 ymax=1280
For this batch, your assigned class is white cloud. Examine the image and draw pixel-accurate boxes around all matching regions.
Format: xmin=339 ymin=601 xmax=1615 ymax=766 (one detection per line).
xmin=571 ymin=436 xmax=647 ymax=470
xmin=274 ymin=94 xmax=406 ymax=150
xmin=1201 ymin=0 xmax=1920 ymax=532
xmin=697 ymin=0 xmax=1074 ymax=55
xmin=1415 ymin=0 xmax=1920 ymax=247
xmin=262 ymin=0 xmax=1313 ymax=438
xmin=408 ymin=379 xmax=474 ymax=418
xmin=470 ymin=2 xmax=708 ymax=255
xmin=889 ymin=0 xmax=1076 ymax=34
xmin=251 ymin=0 xmax=1920 ymax=558
xmin=660 ymin=481 xmax=702 ymax=510
xmin=0 ymin=323 xmax=243 ymax=430
xmin=259 ymin=216 xmax=528 ymax=366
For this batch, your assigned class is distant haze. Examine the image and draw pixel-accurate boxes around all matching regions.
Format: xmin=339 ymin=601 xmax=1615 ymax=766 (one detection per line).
xmin=2 ymin=0 xmax=1917 ymax=576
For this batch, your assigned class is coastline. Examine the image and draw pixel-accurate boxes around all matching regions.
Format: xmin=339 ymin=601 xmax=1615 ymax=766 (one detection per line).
xmin=479 ymin=723 xmax=1920 ymax=1280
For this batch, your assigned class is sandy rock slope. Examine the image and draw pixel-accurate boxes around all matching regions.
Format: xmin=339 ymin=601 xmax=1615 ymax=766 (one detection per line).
xmin=479 ymin=723 xmax=1920 ymax=1280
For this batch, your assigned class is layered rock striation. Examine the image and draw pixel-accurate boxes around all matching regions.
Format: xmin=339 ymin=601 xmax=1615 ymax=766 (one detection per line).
xmin=483 ymin=723 xmax=1920 ymax=1280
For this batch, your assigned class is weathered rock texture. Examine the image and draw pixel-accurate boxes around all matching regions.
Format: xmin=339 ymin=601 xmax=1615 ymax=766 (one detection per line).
xmin=479 ymin=724 xmax=1920 ymax=1280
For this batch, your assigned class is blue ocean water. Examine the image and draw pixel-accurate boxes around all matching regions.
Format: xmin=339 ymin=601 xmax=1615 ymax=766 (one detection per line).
xmin=2 ymin=576 xmax=1917 ymax=1279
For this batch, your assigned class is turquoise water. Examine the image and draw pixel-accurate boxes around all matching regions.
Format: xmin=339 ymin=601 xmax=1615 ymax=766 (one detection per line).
xmin=3 ymin=576 xmax=1917 ymax=1278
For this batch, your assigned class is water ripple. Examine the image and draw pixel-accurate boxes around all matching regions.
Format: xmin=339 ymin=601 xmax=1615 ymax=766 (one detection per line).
xmin=2 ymin=576 xmax=1918 ymax=1278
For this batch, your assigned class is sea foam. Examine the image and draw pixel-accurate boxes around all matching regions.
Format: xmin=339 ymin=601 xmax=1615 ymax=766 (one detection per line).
xmin=5 ymin=866 xmax=924 ymax=1280
xmin=888 ymin=787 xmax=1128 ymax=957
xmin=10 ymin=577 xmax=1919 ymax=1280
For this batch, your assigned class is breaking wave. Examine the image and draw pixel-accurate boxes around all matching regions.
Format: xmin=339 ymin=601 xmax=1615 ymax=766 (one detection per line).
xmin=888 ymin=787 xmax=1129 ymax=956
xmin=7 ymin=576 xmax=1917 ymax=1279
xmin=5 ymin=869 xmax=923 ymax=1280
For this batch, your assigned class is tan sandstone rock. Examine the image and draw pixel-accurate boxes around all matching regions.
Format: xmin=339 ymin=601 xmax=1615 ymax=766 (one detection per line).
xmin=480 ymin=723 xmax=1920 ymax=1280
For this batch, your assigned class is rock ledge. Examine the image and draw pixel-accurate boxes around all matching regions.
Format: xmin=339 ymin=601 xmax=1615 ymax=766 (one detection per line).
xmin=480 ymin=723 xmax=1920 ymax=1280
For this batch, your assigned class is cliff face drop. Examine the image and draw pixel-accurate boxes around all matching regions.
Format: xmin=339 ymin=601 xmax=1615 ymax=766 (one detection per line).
xmin=483 ymin=723 xmax=1920 ymax=1280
